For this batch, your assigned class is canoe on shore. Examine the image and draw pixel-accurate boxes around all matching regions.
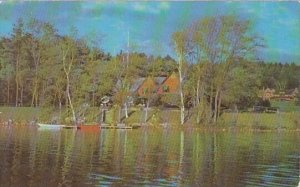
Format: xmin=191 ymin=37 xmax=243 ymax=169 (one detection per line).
xmin=37 ymin=123 xmax=65 ymax=129
xmin=77 ymin=124 xmax=101 ymax=131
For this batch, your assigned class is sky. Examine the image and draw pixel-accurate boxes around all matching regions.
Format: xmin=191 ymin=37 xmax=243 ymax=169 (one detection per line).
xmin=0 ymin=1 xmax=299 ymax=63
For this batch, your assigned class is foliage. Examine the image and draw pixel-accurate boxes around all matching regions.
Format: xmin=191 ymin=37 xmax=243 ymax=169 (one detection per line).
xmin=0 ymin=17 xmax=299 ymax=125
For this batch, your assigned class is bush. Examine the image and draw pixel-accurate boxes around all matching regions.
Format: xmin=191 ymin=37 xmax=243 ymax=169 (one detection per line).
xmin=254 ymin=98 xmax=271 ymax=107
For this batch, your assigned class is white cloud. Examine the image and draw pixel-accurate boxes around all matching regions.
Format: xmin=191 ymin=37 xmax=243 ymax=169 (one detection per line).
xmin=245 ymin=8 xmax=256 ymax=14
xmin=132 ymin=2 xmax=170 ymax=14
xmin=132 ymin=3 xmax=146 ymax=12
xmin=158 ymin=2 xmax=170 ymax=10
xmin=277 ymin=18 xmax=299 ymax=27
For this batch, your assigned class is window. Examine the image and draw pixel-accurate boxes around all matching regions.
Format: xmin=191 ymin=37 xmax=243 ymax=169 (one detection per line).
xmin=163 ymin=85 xmax=169 ymax=92
xmin=143 ymin=88 xmax=148 ymax=94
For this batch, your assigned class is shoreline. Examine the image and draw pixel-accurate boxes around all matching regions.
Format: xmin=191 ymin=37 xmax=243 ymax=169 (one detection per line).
xmin=0 ymin=121 xmax=299 ymax=133
xmin=0 ymin=106 xmax=299 ymax=131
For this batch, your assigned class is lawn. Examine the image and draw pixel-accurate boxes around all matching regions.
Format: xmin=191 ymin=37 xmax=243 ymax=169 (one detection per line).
xmin=0 ymin=105 xmax=299 ymax=130
xmin=271 ymin=100 xmax=300 ymax=112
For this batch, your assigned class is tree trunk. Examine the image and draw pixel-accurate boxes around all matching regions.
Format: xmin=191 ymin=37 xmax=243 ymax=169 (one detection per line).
xmin=124 ymin=103 xmax=128 ymax=118
xmin=92 ymin=91 xmax=95 ymax=107
xmin=31 ymin=74 xmax=36 ymax=107
xmin=15 ymin=77 xmax=19 ymax=107
xmin=196 ymin=78 xmax=201 ymax=124
xmin=31 ymin=78 xmax=38 ymax=107
xmin=6 ymin=78 xmax=10 ymax=105
xmin=179 ymin=65 xmax=185 ymax=125
xmin=213 ymin=89 xmax=219 ymax=123
xmin=208 ymin=83 xmax=214 ymax=123
xmin=35 ymin=89 xmax=38 ymax=107
xmin=92 ymin=79 xmax=96 ymax=107
xmin=217 ymin=93 xmax=222 ymax=119
xmin=31 ymin=85 xmax=35 ymax=107
xmin=40 ymin=81 xmax=45 ymax=106
xmin=31 ymin=64 xmax=39 ymax=107
xmin=100 ymin=108 xmax=104 ymax=123
xmin=144 ymin=101 xmax=149 ymax=123
xmin=66 ymin=75 xmax=76 ymax=124
xmin=214 ymin=88 xmax=221 ymax=123
xmin=59 ymin=97 xmax=62 ymax=123
xmin=20 ymin=85 xmax=23 ymax=107
xmin=118 ymin=105 xmax=122 ymax=123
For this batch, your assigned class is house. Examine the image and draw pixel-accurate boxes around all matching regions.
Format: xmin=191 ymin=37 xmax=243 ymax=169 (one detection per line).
xmin=290 ymin=88 xmax=299 ymax=97
xmin=260 ymin=88 xmax=299 ymax=101
xmin=114 ymin=72 xmax=180 ymax=105
xmin=281 ymin=88 xmax=299 ymax=101
xmin=262 ymin=88 xmax=275 ymax=100
xmin=157 ymin=72 xmax=180 ymax=94
xmin=136 ymin=77 xmax=166 ymax=97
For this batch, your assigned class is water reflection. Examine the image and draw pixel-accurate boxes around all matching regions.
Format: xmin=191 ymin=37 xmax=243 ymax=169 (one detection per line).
xmin=0 ymin=126 xmax=299 ymax=186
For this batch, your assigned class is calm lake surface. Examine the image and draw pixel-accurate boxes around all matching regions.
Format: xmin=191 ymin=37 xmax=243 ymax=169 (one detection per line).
xmin=0 ymin=126 xmax=299 ymax=187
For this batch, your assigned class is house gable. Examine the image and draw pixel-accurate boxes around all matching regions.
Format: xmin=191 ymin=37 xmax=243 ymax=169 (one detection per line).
xmin=137 ymin=77 xmax=157 ymax=96
xmin=157 ymin=72 xmax=180 ymax=94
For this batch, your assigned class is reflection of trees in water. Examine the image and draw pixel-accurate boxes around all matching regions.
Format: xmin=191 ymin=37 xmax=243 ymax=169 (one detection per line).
xmin=135 ymin=130 xmax=148 ymax=176
xmin=0 ymin=128 xmax=299 ymax=186
xmin=59 ymin=130 xmax=76 ymax=186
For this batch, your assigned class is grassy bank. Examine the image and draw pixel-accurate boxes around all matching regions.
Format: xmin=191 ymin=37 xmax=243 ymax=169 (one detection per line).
xmin=271 ymin=100 xmax=300 ymax=112
xmin=0 ymin=106 xmax=299 ymax=130
xmin=218 ymin=112 xmax=300 ymax=130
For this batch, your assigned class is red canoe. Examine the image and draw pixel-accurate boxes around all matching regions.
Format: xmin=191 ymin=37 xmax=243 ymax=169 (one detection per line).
xmin=77 ymin=124 xmax=101 ymax=131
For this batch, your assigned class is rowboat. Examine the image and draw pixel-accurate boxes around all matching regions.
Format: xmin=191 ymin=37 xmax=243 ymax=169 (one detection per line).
xmin=77 ymin=124 xmax=101 ymax=131
xmin=37 ymin=123 xmax=65 ymax=129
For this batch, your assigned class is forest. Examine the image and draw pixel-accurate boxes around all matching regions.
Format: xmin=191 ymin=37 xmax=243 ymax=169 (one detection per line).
xmin=0 ymin=16 xmax=299 ymax=125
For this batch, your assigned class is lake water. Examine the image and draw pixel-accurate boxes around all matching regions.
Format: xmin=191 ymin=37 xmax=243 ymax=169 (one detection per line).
xmin=0 ymin=126 xmax=299 ymax=187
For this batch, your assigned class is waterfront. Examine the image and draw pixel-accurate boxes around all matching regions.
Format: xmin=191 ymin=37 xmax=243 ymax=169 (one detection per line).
xmin=0 ymin=126 xmax=299 ymax=186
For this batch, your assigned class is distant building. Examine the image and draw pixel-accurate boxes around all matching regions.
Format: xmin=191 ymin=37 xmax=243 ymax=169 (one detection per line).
xmin=260 ymin=87 xmax=299 ymax=101
xmin=290 ymin=88 xmax=299 ymax=97
xmin=262 ymin=88 xmax=275 ymax=100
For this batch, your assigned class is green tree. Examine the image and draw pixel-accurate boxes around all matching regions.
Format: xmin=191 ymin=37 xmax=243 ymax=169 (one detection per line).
xmin=172 ymin=30 xmax=191 ymax=125
xmin=0 ymin=38 xmax=15 ymax=105
xmin=58 ymin=35 xmax=79 ymax=123
xmin=174 ymin=15 xmax=261 ymax=124
xmin=10 ymin=19 xmax=28 ymax=106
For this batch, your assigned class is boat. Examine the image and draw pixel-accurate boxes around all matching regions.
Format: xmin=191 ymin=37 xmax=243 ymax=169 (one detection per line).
xmin=37 ymin=123 xmax=65 ymax=130
xmin=77 ymin=124 xmax=101 ymax=131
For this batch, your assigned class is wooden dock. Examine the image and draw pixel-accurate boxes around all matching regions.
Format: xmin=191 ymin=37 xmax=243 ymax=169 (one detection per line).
xmin=101 ymin=124 xmax=141 ymax=130
xmin=62 ymin=124 xmax=141 ymax=130
xmin=63 ymin=125 xmax=77 ymax=129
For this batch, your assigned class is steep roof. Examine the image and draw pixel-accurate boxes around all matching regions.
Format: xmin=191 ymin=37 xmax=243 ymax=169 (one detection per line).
xmin=115 ymin=76 xmax=168 ymax=94
xmin=130 ymin=78 xmax=146 ymax=92
xmin=154 ymin=77 xmax=167 ymax=85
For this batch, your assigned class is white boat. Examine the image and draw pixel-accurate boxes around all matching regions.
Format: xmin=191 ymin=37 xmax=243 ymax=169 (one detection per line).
xmin=37 ymin=123 xmax=65 ymax=129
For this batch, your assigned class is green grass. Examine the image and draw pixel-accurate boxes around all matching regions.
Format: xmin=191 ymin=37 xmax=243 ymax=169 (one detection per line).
xmin=219 ymin=112 xmax=300 ymax=130
xmin=0 ymin=107 xmax=39 ymax=122
xmin=271 ymin=100 xmax=300 ymax=112
xmin=0 ymin=106 xmax=299 ymax=130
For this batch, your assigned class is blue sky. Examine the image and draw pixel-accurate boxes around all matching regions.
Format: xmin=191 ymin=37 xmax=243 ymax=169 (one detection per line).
xmin=0 ymin=1 xmax=299 ymax=63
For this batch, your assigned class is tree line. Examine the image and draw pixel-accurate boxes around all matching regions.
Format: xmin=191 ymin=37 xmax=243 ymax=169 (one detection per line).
xmin=0 ymin=16 xmax=299 ymax=125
